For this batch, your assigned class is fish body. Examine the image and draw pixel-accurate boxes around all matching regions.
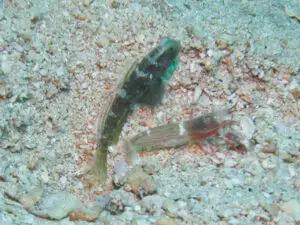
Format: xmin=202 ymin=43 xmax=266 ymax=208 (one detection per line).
xmin=125 ymin=109 xmax=247 ymax=164
xmin=92 ymin=37 xmax=181 ymax=184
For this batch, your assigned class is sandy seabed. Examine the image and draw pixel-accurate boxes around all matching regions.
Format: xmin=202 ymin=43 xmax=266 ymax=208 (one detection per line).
xmin=0 ymin=0 xmax=299 ymax=224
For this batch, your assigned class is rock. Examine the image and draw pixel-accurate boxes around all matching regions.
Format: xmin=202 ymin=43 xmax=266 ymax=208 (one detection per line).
xmin=106 ymin=189 xmax=136 ymax=215
xmin=0 ymin=193 xmax=4 ymax=210
xmin=261 ymin=203 xmax=280 ymax=217
xmin=16 ymin=92 xmax=33 ymax=102
xmin=133 ymin=204 xmax=141 ymax=213
xmin=279 ymin=152 xmax=294 ymax=163
xmin=27 ymin=155 xmax=39 ymax=171
xmin=0 ymin=56 xmax=12 ymax=75
xmin=281 ymin=200 xmax=300 ymax=221
xmin=20 ymin=32 xmax=32 ymax=42
xmin=132 ymin=218 xmax=151 ymax=225
xmin=141 ymin=195 xmax=166 ymax=214
xmin=113 ymin=160 xmax=129 ymax=187
xmin=95 ymin=36 xmax=110 ymax=48
xmin=125 ymin=166 xmax=156 ymax=197
xmin=156 ymin=217 xmax=180 ymax=225
xmin=142 ymin=162 xmax=159 ymax=175
xmin=95 ymin=192 xmax=111 ymax=208
xmin=110 ymin=0 xmax=120 ymax=9
xmin=45 ymin=83 xmax=59 ymax=99
xmin=189 ymin=191 xmax=204 ymax=201
xmin=224 ymin=177 xmax=243 ymax=189
xmin=0 ymin=84 xmax=12 ymax=99
xmin=240 ymin=117 xmax=255 ymax=140
xmin=215 ymin=40 xmax=228 ymax=50
xmin=192 ymin=85 xmax=202 ymax=104
xmin=4 ymin=184 xmax=19 ymax=200
xmin=275 ymin=123 xmax=290 ymax=134
xmin=19 ymin=187 xmax=43 ymax=209
xmin=28 ymin=192 xmax=81 ymax=220
xmin=114 ymin=173 xmax=126 ymax=187
xmin=284 ymin=4 xmax=300 ymax=21
xmin=69 ymin=206 xmax=103 ymax=222
xmin=162 ymin=199 xmax=178 ymax=218
xmin=198 ymin=94 xmax=211 ymax=107
xmin=261 ymin=143 xmax=277 ymax=154
xmin=291 ymin=88 xmax=300 ymax=100
xmin=199 ymin=60 xmax=212 ymax=73
xmin=261 ymin=156 xmax=278 ymax=169
xmin=295 ymin=179 xmax=300 ymax=189
xmin=224 ymin=158 xmax=237 ymax=168
xmin=228 ymin=218 xmax=241 ymax=224
xmin=83 ymin=0 xmax=93 ymax=6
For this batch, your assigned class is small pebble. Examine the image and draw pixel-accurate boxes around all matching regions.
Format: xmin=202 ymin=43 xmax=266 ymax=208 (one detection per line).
xmin=280 ymin=152 xmax=295 ymax=163
xmin=228 ymin=218 xmax=240 ymax=225
xmin=0 ymin=85 xmax=12 ymax=99
xmin=156 ymin=217 xmax=180 ymax=225
xmin=20 ymin=32 xmax=32 ymax=42
xmin=284 ymin=4 xmax=300 ymax=21
xmin=224 ymin=158 xmax=237 ymax=168
xmin=198 ymin=94 xmax=211 ymax=107
xmin=28 ymin=192 xmax=81 ymax=220
xmin=215 ymin=40 xmax=228 ymax=50
xmin=261 ymin=156 xmax=278 ymax=169
xmin=56 ymin=67 xmax=65 ymax=76
xmin=125 ymin=166 xmax=156 ymax=197
xmin=156 ymin=111 xmax=164 ymax=122
xmin=294 ymin=179 xmax=300 ymax=189
xmin=261 ymin=203 xmax=280 ymax=217
xmin=291 ymin=88 xmax=300 ymax=99
xmin=140 ymin=195 xmax=166 ymax=213
xmin=162 ymin=199 xmax=178 ymax=218
xmin=95 ymin=36 xmax=110 ymax=48
xmin=142 ymin=162 xmax=158 ymax=175
xmin=261 ymin=143 xmax=277 ymax=154
xmin=110 ymin=0 xmax=120 ymax=9
xmin=1 ymin=57 xmax=12 ymax=74
xmin=240 ymin=117 xmax=255 ymax=140
xmin=69 ymin=206 xmax=103 ymax=222
xmin=19 ymin=187 xmax=43 ymax=209
xmin=281 ymin=200 xmax=300 ymax=221
xmin=113 ymin=173 xmax=126 ymax=187
xmin=192 ymin=85 xmax=202 ymax=104
xmin=134 ymin=204 xmax=141 ymax=212
xmin=45 ymin=84 xmax=59 ymax=99
xmin=133 ymin=218 xmax=151 ymax=225
xmin=41 ymin=171 xmax=50 ymax=183
xmin=106 ymin=190 xmax=135 ymax=215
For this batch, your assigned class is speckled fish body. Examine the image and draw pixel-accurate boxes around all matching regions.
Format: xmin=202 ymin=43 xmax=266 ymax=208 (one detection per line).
xmin=93 ymin=37 xmax=181 ymax=184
